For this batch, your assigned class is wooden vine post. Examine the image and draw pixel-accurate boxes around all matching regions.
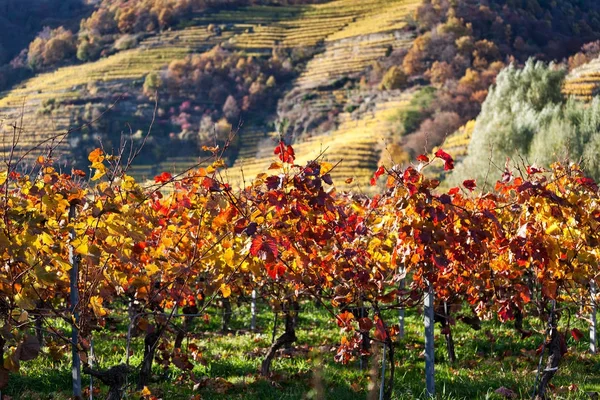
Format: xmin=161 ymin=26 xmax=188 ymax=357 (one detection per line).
xmin=398 ymin=268 xmax=405 ymax=340
xmin=591 ymin=281 xmax=597 ymax=354
xmin=69 ymin=204 xmax=82 ymax=399
xmin=251 ymin=289 xmax=257 ymax=331
xmin=424 ymin=282 xmax=435 ymax=397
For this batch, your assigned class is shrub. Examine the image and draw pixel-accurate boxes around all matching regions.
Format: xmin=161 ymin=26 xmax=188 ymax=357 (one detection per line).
xmin=114 ymin=34 xmax=139 ymax=51
xmin=379 ymin=66 xmax=407 ymax=90
xmin=222 ymin=95 xmax=240 ymax=123
xmin=143 ymin=72 xmax=163 ymax=96
xmin=27 ymin=27 xmax=76 ymax=69
xmin=451 ymin=60 xmax=571 ymax=183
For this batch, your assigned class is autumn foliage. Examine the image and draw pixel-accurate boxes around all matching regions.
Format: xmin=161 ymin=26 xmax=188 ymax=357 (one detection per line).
xmin=0 ymin=143 xmax=598 ymax=397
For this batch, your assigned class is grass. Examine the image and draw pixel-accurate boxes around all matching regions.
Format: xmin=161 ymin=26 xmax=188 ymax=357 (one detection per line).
xmin=7 ymin=300 xmax=599 ymax=400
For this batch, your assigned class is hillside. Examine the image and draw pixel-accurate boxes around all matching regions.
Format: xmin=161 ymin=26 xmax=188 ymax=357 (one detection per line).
xmin=563 ymin=57 xmax=600 ymax=101
xmin=0 ymin=0 xmax=419 ymax=191
xmin=4 ymin=0 xmax=600 ymax=192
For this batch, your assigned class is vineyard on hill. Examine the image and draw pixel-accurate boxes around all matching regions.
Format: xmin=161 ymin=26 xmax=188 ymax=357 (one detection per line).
xmin=0 ymin=0 xmax=420 ymax=189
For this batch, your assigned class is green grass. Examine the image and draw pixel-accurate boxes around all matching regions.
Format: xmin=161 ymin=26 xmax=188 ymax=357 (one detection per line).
xmin=6 ymin=301 xmax=600 ymax=399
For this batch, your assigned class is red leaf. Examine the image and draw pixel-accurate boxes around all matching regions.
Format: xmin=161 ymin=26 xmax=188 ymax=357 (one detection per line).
xmin=526 ymin=165 xmax=543 ymax=175
xmin=570 ymin=328 xmax=584 ymax=342
xmin=250 ymin=236 xmax=278 ymax=260
xmin=72 ymin=169 xmax=86 ymax=178
xmin=358 ymin=317 xmax=373 ymax=331
xmin=462 ymin=179 xmax=476 ymax=191
xmin=434 ymin=149 xmax=454 ymax=170
xmin=448 ymin=187 xmax=460 ymax=196
xmin=374 ymin=316 xmax=388 ymax=341
xmin=202 ymin=177 xmax=220 ymax=192
xmin=266 ymin=263 xmax=286 ymax=279
xmin=371 ymin=166 xmax=385 ymax=186
xmin=154 ymin=172 xmax=172 ymax=184
xmin=250 ymin=236 xmax=264 ymax=257
xmin=336 ymin=311 xmax=354 ymax=328
xmin=274 ymin=141 xmax=295 ymax=164
xmin=133 ymin=242 xmax=147 ymax=255
xmin=417 ymin=154 xmax=429 ymax=162
xmin=541 ymin=280 xmax=558 ymax=299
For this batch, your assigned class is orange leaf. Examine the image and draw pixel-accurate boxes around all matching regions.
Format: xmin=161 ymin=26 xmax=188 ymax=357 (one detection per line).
xmin=88 ymin=148 xmax=104 ymax=163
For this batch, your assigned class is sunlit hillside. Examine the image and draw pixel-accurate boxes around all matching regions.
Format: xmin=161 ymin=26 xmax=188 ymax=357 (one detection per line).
xmin=0 ymin=0 xmax=419 ymax=189
xmin=226 ymin=90 xmax=413 ymax=193
xmin=563 ymin=57 xmax=600 ymax=101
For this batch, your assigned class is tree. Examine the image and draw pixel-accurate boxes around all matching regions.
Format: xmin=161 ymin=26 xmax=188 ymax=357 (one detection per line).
xmin=222 ymin=95 xmax=240 ymax=123
xmin=143 ymin=72 xmax=163 ymax=96
xmin=27 ymin=27 xmax=76 ymax=70
xmin=426 ymin=61 xmax=453 ymax=87
xmin=379 ymin=66 xmax=407 ymax=90
xmin=451 ymin=60 xmax=569 ymax=184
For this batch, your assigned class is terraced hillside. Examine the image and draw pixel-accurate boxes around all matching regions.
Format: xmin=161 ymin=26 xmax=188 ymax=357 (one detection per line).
xmin=279 ymin=0 xmax=418 ymax=141
xmin=226 ymin=91 xmax=414 ymax=193
xmin=0 ymin=25 xmax=226 ymax=171
xmin=0 ymin=0 xmax=420 ymax=187
xmin=563 ymin=58 xmax=600 ymax=100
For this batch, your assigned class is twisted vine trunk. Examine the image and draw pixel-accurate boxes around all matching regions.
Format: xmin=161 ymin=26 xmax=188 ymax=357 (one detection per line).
xmin=84 ymin=364 xmax=130 ymax=400
xmin=0 ymin=336 xmax=6 ymax=400
xmin=443 ymin=302 xmax=456 ymax=363
xmin=221 ymin=297 xmax=232 ymax=332
xmin=35 ymin=301 xmax=44 ymax=348
xmin=138 ymin=329 xmax=160 ymax=389
xmin=383 ymin=338 xmax=395 ymax=400
xmin=261 ymin=302 xmax=297 ymax=376
xmin=535 ymin=310 xmax=562 ymax=400
xmin=359 ymin=306 xmax=370 ymax=370
xmin=174 ymin=305 xmax=198 ymax=349
xmin=284 ymin=301 xmax=299 ymax=350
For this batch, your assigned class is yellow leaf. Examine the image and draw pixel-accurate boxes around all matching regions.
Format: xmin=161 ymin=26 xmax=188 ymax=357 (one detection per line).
xmin=14 ymin=293 xmax=35 ymax=310
xmin=4 ymin=351 xmax=19 ymax=372
xmin=0 ymin=170 xmax=7 ymax=186
xmin=141 ymin=386 xmax=152 ymax=396
xmin=220 ymin=284 xmax=231 ymax=298
xmin=320 ymin=161 xmax=334 ymax=175
xmin=72 ymin=238 xmax=89 ymax=255
xmin=545 ymin=223 xmax=560 ymax=235
xmin=89 ymin=296 xmax=107 ymax=318
xmin=223 ymin=248 xmax=234 ymax=265
xmin=91 ymin=169 xmax=106 ymax=181
xmin=144 ymin=263 xmax=160 ymax=276
xmin=40 ymin=232 xmax=54 ymax=246
xmin=18 ymin=310 xmax=29 ymax=323
xmin=91 ymin=162 xmax=107 ymax=181
xmin=121 ymin=175 xmax=137 ymax=191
